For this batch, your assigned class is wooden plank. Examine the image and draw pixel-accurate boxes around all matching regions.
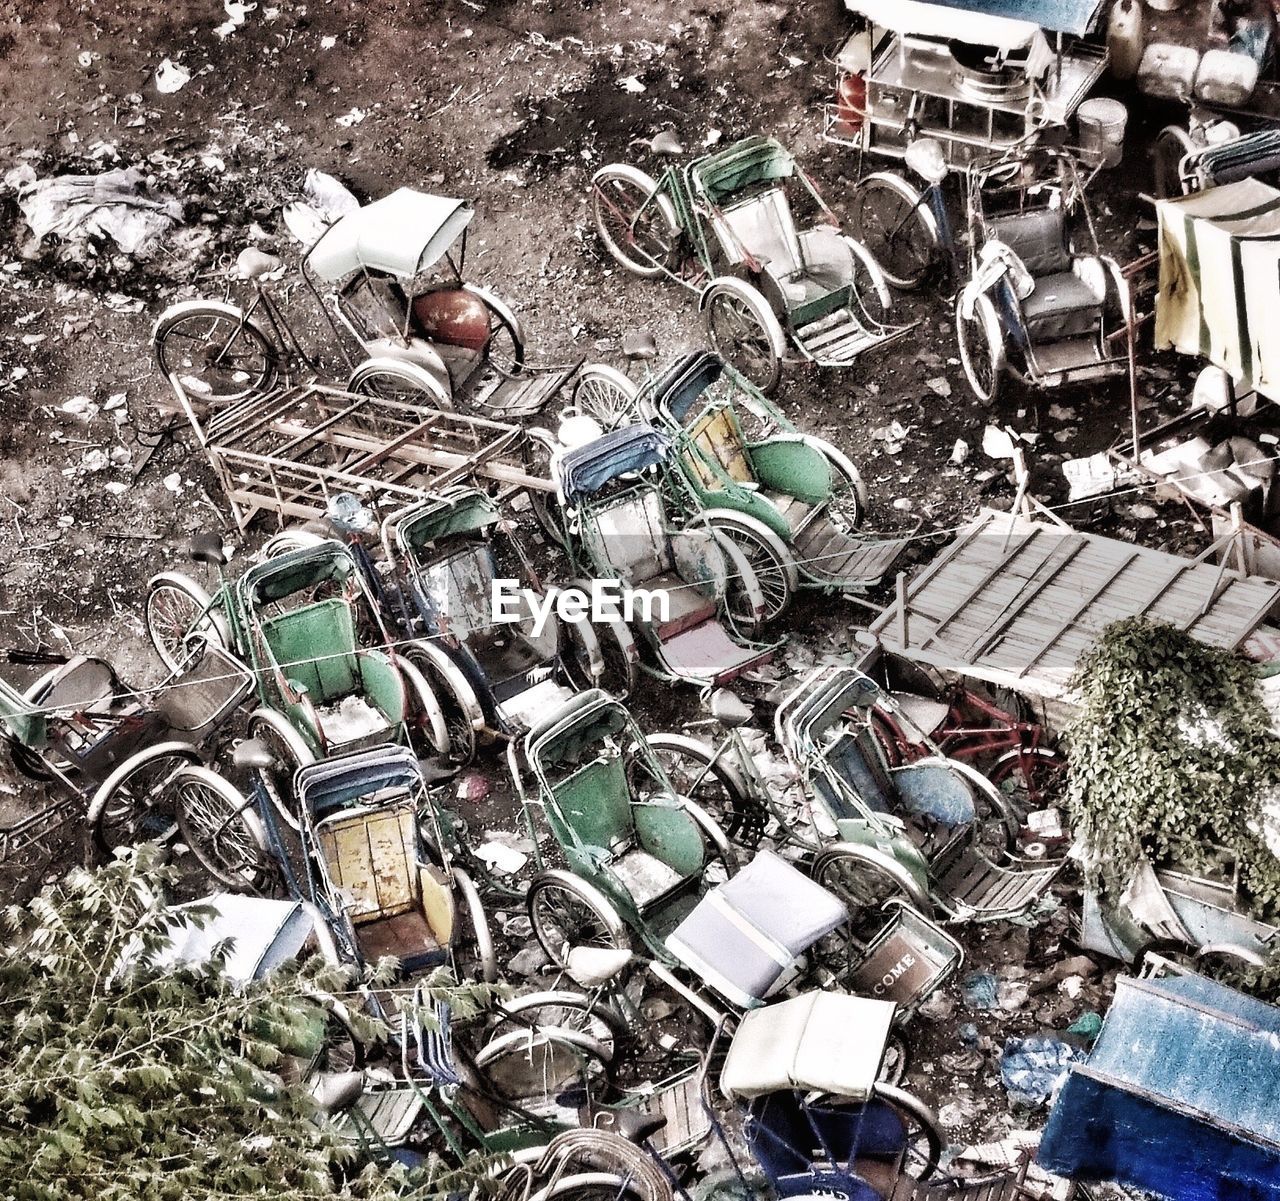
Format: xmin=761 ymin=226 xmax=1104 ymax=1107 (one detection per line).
xmin=1017 ymin=551 xmax=1139 ymax=676
xmin=952 ymin=535 xmax=1087 ymax=667
xmin=918 ymin=528 xmax=1045 ymax=651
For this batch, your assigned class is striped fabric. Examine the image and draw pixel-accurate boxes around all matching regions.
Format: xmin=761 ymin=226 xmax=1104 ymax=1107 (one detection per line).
xmin=1156 ymin=178 xmax=1280 ymax=401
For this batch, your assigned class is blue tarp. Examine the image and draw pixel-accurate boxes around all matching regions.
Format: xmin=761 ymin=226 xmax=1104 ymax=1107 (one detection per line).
xmin=846 ymin=0 xmax=1105 ymax=42
xmin=558 ymin=424 xmax=671 ymax=503
xmin=1039 ymin=974 xmax=1280 ymax=1200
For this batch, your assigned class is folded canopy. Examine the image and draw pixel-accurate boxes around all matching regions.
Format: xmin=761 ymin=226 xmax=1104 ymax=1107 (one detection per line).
xmin=1155 ymin=178 xmax=1280 ymax=403
xmin=845 ymin=0 xmax=1106 ymax=48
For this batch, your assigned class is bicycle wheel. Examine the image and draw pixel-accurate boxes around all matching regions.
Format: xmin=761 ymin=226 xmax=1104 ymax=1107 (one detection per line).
xmin=955 ymin=291 xmax=1006 ymax=404
xmin=86 ymin=741 xmax=202 ymax=858
xmin=645 ymin=733 xmax=768 ymax=850
xmin=346 ymin=358 xmax=451 ymax=409
xmin=573 ymin=364 xmax=639 ymax=430
xmin=989 ymin=744 xmax=1068 ymax=811
xmin=153 ymin=302 xmax=277 ymax=402
xmin=174 ymin=766 xmax=272 ymax=890
xmin=528 ymin=871 xmax=630 ymax=968
xmin=701 ymin=279 xmax=785 ymax=397
xmin=144 ymin=572 xmax=226 ymax=674
xmin=705 ymin=512 xmax=796 ymax=624
xmin=848 ymin=175 xmax=938 ymax=290
xmin=590 ymin=165 xmax=681 ymax=278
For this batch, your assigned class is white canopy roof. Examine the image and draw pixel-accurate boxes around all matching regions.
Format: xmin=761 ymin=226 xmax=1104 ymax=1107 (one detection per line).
xmin=846 ymin=0 xmax=1105 ymax=49
xmin=306 ymin=187 xmax=474 ymax=282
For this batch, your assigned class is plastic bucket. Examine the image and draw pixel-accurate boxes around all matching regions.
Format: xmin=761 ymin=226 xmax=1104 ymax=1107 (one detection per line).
xmin=1077 ymin=98 xmax=1128 ymax=168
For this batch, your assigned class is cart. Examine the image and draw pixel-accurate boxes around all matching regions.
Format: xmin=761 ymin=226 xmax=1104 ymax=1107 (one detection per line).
xmin=1039 ymin=958 xmax=1280 ymax=1200
xmin=160 ymin=375 xmax=557 ymax=536
xmin=154 ymin=187 xmax=577 ymax=417
xmin=638 ymin=351 xmax=914 ymax=620
xmin=826 ymin=0 xmax=1110 ymax=170
xmin=775 ymin=664 xmax=1060 ymax=923
xmin=590 ymin=134 xmax=902 ymax=394
xmin=549 ymin=424 xmax=777 ymax=689
xmin=0 ymin=647 xmax=269 ymax=886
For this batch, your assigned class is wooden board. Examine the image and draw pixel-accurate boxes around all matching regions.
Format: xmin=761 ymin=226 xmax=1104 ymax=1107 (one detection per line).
xmin=868 ymin=511 xmax=1280 ymax=708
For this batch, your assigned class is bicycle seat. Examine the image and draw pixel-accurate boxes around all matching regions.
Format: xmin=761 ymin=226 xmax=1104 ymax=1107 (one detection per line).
xmin=565 ymin=945 xmax=634 ymax=988
xmin=905 ymin=138 xmax=948 ymax=185
xmin=622 ymin=330 xmax=658 ymax=361
xmin=309 ymin=1070 xmax=366 ymax=1116
xmin=188 ymin=531 xmax=228 ymax=567
xmin=235 ymin=247 xmax=284 ymax=280
xmin=650 ymin=129 xmax=685 ymax=157
xmin=233 ymin=737 xmax=278 ymax=773
xmin=710 ymin=688 xmax=752 ymax=729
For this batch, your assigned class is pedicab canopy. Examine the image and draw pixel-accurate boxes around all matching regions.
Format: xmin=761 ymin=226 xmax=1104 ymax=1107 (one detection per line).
xmin=306 ymin=187 xmax=474 ymax=282
xmin=239 ymin=540 xmax=356 ymax=605
xmin=395 ymin=489 xmax=501 ymax=551
xmin=557 ymin=425 xmax=672 ymax=504
xmin=126 ymin=895 xmax=320 ymax=984
xmin=720 ymin=991 xmax=898 ymax=1102
xmin=690 ymin=136 xmax=796 ymax=207
xmin=844 ymin=0 xmax=1107 ymax=47
xmin=1155 ymin=178 xmax=1280 ymax=404
xmin=1038 ymin=972 xmax=1280 ymax=1199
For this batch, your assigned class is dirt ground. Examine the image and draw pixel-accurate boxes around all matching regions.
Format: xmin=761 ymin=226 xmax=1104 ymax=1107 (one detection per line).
xmin=0 ymin=0 xmax=1229 ymax=1172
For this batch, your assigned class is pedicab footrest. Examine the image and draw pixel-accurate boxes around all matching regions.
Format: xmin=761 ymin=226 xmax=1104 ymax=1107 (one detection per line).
xmin=473 ymin=362 xmax=578 ymax=418
xmin=934 ymin=849 xmax=1061 ymax=919
xmin=665 ymin=850 xmax=848 ymax=1009
xmin=793 ymin=310 xmax=904 ymax=366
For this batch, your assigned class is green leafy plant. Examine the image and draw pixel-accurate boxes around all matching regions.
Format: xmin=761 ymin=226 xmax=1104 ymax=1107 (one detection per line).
xmin=1065 ymin=617 xmax=1280 ymax=914
xmin=0 ymin=847 xmax=494 ymax=1201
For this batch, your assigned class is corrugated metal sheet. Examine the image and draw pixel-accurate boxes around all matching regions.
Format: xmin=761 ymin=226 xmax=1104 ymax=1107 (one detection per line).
xmin=868 ymin=511 xmax=1280 ymax=703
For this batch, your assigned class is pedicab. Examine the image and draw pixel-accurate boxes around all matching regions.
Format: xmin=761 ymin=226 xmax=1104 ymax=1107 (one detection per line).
xmin=637 ymin=350 xmax=915 ymax=621
xmin=824 ymin=0 xmax=1110 ymax=170
xmin=380 ymin=487 xmax=639 ymax=740
xmin=547 ymin=424 xmax=777 ymax=689
xmin=0 ymin=645 xmax=270 ymax=887
xmin=955 ymin=146 xmax=1132 ymax=403
xmin=142 ymin=535 xmax=460 ymax=815
xmin=591 ymin=134 xmax=902 ymax=394
xmin=1078 ymin=850 xmax=1280 ymax=970
xmin=714 ymin=991 xmax=946 ymax=1196
xmin=154 ymin=187 xmax=577 ymax=416
xmin=232 ymin=739 xmax=497 ymax=983
xmin=1039 ymin=957 xmax=1280 ymax=1201
xmin=776 ymin=665 xmax=1061 ymax=923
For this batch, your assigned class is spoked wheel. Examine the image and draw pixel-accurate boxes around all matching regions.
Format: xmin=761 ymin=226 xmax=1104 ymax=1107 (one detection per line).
xmin=399 ymin=654 xmax=452 ymax=763
xmin=809 ymin=442 xmax=866 ymax=534
xmin=403 ymin=644 xmax=481 ymax=767
xmin=590 ymin=165 xmax=682 ymax=278
xmin=475 ymin=1027 xmax=614 ymax=1117
xmin=487 ymin=990 xmax=625 ymax=1063
xmin=245 ymin=708 xmax=317 ymax=832
xmin=706 ymin=514 xmax=796 ymax=626
xmin=153 ymin=302 xmax=277 ymax=402
xmin=847 ymin=175 xmax=938 ymax=290
xmin=451 ymin=867 xmax=499 ymax=984
xmin=872 ymin=1083 xmax=945 ymax=1180
xmin=528 ymin=871 xmax=631 ymax=969
xmin=480 ymin=299 xmax=526 ymax=376
xmin=173 ymin=766 xmax=271 ymax=890
xmin=844 ymin=235 xmax=895 ymax=329
xmin=86 ymin=741 xmax=203 ymax=859
xmin=560 ymin=584 xmax=639 ymax=700
xmin=144 ymin=572 xmax=225 ymax=674
xmin=1152 ymin=125 xmax=1196 ymax=199
xmin=811 ymin=843 xmax=930 ymax=939
xmin=645 ymin=733 xmax=769 ymax=850
xmin=955 ymin=291 xmax=1006 ymax=404
xmin=531 ymin=1173 xmax=655 ymax=1201
xmin=701 ymin=280 xmax=785 ymax=396
xmin=989 ymin=745 xmax=1068 ymax=813
xmin=347 ymin=358 xmax=451 ymax=409
xmin=572 ymin=364 xmax=639 ymax=430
